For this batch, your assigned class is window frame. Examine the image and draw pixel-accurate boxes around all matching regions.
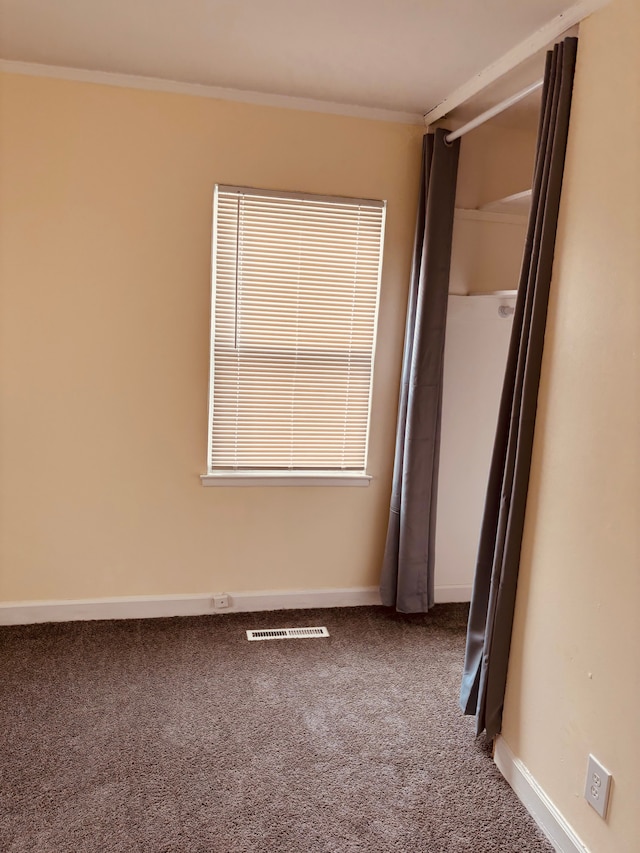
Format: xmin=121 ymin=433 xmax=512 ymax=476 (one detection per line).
xmin=201 ymin=184 xmax=386 ymax=487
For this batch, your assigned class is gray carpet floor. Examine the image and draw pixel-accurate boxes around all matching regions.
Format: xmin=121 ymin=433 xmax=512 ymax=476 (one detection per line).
xmin=0 ymin=605 xmax=553 ymax=852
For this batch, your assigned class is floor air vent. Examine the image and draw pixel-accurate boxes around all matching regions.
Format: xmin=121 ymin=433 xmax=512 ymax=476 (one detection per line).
xmin=246 ymin=627 xmax=329 ymax=641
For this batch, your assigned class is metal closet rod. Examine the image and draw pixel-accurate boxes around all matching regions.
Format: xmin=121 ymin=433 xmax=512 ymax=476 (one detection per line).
xmin=443 ymin=79 xmax=544 ymax=143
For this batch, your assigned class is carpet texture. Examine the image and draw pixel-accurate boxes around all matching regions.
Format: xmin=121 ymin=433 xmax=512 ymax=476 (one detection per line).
xmin=0 ymin=605 xmax=553 ymax=852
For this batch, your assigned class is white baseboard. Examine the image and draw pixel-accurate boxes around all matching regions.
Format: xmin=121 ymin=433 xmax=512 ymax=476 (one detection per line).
xmin=434 ymin=583 xmax=473 ymax=603
xmin=0 ymin=583 xmax=470 ymax=625
xmin=0 ymin=587 xmax=380 ymax=625
xmin=494 ymin=736 xmax=590 ymax=853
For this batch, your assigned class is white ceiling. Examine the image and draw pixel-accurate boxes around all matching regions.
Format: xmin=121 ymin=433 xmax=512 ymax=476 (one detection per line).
xmin=0 ymin=0 xmax=575 ymax=119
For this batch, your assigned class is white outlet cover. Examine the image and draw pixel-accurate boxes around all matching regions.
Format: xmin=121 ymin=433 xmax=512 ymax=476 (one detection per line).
xmin=584 ymin=754 xmax=612 ymax=819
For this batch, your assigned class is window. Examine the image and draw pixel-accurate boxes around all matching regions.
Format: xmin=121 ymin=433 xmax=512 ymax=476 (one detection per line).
xmin=201 ymin=185 xmax=386 ymax=486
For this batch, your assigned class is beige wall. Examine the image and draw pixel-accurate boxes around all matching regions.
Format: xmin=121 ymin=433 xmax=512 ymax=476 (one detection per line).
xmin=454 ymin=121 xmax=537 ymax=212
xmin=0 ymin=72 xmax=423 ymax=601
xmin=502 ymin=1 xmax=640 ymax=851
xmin=450 ymin=122 xmax=537 ymax=295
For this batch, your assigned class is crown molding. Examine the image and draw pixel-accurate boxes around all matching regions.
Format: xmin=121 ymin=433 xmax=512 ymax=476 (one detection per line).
xmin=0 ymin=59 xmax=424 ymax=125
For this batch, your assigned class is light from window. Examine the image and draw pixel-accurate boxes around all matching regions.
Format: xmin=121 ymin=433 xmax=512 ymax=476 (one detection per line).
xmin=206 ymin=185 xmax=386 ymax=476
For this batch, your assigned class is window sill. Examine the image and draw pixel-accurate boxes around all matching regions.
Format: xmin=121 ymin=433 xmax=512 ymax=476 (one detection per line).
xmin=200 ymin=471 xmax=372 ymax=487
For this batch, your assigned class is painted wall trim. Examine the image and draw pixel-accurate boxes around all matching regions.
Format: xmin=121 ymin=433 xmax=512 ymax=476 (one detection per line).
xmin=494 ymin=736 xmax=591 ymax=853
xmin=433 ymin=584 xmax=473 ymax=603
xmin=0 ymin=59 xmax=423 ymax=125
xmin=0 ymin=588 xmax=378 ymax=625
xmin=423 ymin=0 xmax=611 ymax=125
xmin=0 ymin=584 xmax=470 ymax=625
xmin=200 ymin=472 xmax=371 ymax=487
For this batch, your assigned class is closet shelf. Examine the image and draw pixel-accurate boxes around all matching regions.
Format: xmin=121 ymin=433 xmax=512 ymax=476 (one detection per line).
xmin=452 ymin=290 xmax=518 ymax=298
xmin=454 ymin=189 xmax=532 ymax=225
xmin=479 ymin=189 xmax=532 ymax=214
xmin=454 ymin=208 xmax=528 ymax=226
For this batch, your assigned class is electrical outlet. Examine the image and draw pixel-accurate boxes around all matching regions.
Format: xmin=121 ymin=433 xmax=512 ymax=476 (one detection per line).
xmin=212 ymin=594 xmax=231 ymax=610
xmin=584 ymin=754 xmax=612 ymax=819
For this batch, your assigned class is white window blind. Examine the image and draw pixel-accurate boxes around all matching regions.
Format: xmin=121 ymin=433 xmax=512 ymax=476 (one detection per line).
xmin=206 ymin=185 xmax=386 ymax=476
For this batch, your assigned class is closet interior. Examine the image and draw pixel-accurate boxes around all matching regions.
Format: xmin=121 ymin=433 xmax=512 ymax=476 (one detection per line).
xmin=434 ymin=48 xmax=553 ymax=598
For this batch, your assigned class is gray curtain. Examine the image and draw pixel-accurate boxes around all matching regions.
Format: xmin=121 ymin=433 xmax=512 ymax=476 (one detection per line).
xmin=460 ymin=38 xmax=578 ymax=738
xmin=380 ymin=128 xmax=460 ymax=613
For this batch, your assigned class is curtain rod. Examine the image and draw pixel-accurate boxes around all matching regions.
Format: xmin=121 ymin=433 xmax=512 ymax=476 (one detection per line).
xmin=442 ymin=79 xmax=544 ymax=143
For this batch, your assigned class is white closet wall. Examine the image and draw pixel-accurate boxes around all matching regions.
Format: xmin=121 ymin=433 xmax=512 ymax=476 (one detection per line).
xmin=435 ymin=294 xmax=515 ymax=600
